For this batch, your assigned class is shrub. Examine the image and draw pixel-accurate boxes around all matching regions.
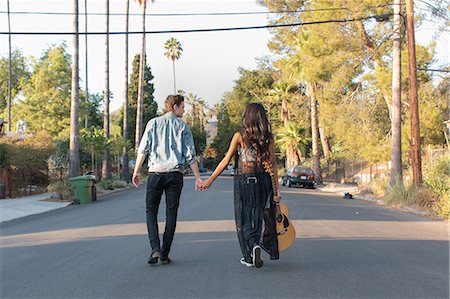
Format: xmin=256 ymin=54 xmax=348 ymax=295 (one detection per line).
xmin=358 ymin=175 xmax=388 ymax=196
xmin=99 ymin=179 xmax=114 ymax=190
xmin=383 ymin=182 xmax=416 ymax=206
xmin=424 ymin=157 xmax=450 ymax=219
xmin=47 ymin=180 xmax=73 ymax=201
xmin=415 ymin=187 xmax=437 ymax=210
xmin=112 ymin=180 xmax=128 ymax=189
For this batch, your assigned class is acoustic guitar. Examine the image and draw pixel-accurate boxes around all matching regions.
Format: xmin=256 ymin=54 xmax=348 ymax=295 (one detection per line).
xmin=262 ymin=161 xmax=296 ymax=252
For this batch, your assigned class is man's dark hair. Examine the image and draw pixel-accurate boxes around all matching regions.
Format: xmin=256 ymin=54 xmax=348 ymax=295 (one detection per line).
xmin=165 ymin=95 xmax=184 ymax=112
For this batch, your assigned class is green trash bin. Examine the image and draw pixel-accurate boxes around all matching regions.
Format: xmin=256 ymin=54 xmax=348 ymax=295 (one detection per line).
xmin=69 ymin=175 xmax=96 ymax=204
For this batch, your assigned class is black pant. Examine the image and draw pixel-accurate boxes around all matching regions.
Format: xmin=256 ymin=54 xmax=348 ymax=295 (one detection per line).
xmin=146 ymin=171 xmax=184 ymax=258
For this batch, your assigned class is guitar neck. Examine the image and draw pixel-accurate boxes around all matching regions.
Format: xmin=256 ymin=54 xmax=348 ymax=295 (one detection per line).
xmin=270 ymin=173 xmax=279 ymax=197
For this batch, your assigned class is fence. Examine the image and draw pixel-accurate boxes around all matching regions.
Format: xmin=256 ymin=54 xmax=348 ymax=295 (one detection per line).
xmin=321 ymin=148 xmax=449 ymax=184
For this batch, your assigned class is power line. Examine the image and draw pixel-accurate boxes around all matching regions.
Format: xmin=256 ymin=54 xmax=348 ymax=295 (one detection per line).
xmin=0 ymin=14 xmax=392 ymax=36
xmin=418 ymin=68 xmax=450 ymax=73
xmin=0 ymin=4 xmax=395 ymax=17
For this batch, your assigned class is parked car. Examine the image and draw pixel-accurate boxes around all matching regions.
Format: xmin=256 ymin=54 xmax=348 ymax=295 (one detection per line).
xmin=282 ymin=165 xmax=315 ymax=188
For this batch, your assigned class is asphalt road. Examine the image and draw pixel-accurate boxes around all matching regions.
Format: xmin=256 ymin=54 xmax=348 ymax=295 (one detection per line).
xmin=1 ymin=177 xmax=448 ymax=299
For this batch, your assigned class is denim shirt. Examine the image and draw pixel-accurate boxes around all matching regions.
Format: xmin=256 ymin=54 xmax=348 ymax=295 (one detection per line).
xmin=137 ymin=112 xmax=197 ymax=172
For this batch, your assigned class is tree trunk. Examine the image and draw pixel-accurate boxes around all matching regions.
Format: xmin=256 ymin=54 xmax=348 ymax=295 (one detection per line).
xmin=319 ymin=126 xmax=330 ymax=160
xmin=281 ymin=99 xmax=289 ymax=127
xmin=69 ymin=0 xmax=80 ymax=178
xmin=84 ymin=0 xmax=89 ymax=129
xmin=102 ymin=0 xmax=111 ymax=180
xmin=135 ymin=1 xmax=146 ymax=153
xmin=389 ymin=0 xmax=403 ymax=188
xmin=172 ymin=60 xmax=176 ymax=94
xmin=307 ymin=82 xmax=322 ymax=184
xmin=121 ymin=0 xmax=130 ymax=182
xmin=7 ymin=0 xmax=12 ymax=132
xmin=287 ymin=143 xmax=300 ymax=168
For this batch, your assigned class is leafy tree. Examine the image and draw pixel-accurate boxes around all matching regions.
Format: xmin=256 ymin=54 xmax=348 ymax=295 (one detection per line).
xmin=223 ymin=67 xmax=275 ymax=127
xmin=79 ymin=92 xmax=103 ymax=129
xmin=118 ymin=53 xmax=157 ymax=151
xmin=211 ymin=102 xmax=238 ymax=159
xmin=191 ymin=123 xmax=207 ymax=171
xmin=80 ymin=127 xmax=108 ymax=179
xmin=0 ymin=49 xmax=29 ymax=112
xmin=15 ymin=44 xmax=72 ymax=138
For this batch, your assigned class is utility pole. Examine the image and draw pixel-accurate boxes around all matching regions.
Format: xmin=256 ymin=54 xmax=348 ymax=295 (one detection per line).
xmin=406 ymin=0 xmax=422 ymax=186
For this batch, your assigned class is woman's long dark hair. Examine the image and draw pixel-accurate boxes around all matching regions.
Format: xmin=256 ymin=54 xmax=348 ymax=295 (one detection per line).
xmin=240 ymin=103 xmax=273 ymax=162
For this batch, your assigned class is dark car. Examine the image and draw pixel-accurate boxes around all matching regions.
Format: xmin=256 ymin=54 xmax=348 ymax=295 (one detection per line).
xmin=282 ymin=165 xmax=315 ymax=188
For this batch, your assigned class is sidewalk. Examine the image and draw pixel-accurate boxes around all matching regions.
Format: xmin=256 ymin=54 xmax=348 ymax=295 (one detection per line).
xmin=0 ymin=193 xmax=71 ymax=223
xmin=316 ymin=182 xmax=359 ymax=195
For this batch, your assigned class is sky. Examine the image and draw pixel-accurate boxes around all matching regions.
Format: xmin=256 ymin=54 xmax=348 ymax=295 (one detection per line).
xmin=0 ymin=0 xmax=448 ymax=114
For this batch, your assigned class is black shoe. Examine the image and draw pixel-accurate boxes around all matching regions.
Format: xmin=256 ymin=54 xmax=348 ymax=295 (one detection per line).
xmin=148 ymin=251 xmax=161 ymax=264
xmin=160 ymin=257 xmax=171 ymax=265
xmin=252 ymin=245 xmax=263 ymax=268
xmin=240 ymin=257 xmax=254 ymax=267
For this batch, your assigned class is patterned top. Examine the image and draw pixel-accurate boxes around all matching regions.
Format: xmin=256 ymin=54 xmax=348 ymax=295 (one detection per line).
xmin=236 ymin=146 xmax=263 ymax=174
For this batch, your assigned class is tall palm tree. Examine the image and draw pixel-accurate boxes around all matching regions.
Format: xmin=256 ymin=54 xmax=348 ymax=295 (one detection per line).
xmin=7 ymin=0 xmax=12 ymax=132
xmin=102 ymin=0 xmax=112 ymax=180
xmin=389 ymin=0 xmax=403 ymax=187
xmin=122 ymin=0 xmax=130 ymax=182
xmin=84 ymin=0 xmax=89 ymax=129
xmin=69 ymin=0 xmax=80 ymax=177
xmin=135 ymin=0 xmax=149 ymax=154
xmin=164 ymin=37 xmax=183 ymax=94
xmin=307 ymin=81 xmax=322 ymax=184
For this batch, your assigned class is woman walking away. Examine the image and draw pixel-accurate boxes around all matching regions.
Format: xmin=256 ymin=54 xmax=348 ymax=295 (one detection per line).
xmin=200 ymin=103 xmax=280 ymax=268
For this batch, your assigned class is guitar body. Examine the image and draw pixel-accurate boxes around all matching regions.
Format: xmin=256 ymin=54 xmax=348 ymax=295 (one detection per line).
xmin=276 ymin=203 xmax=296 ymax=252
xmin=262 ymin=160 xmax=296 ymax=252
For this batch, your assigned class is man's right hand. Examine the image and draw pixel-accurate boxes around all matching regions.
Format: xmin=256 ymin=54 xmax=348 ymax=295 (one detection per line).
xmin=132 ymin=173 xmax=140 ymax=188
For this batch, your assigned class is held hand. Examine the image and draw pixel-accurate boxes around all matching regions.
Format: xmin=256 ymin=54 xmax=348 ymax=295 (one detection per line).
xmin=195 ymin=178 xmax=203 ymax=191
xmin=132 ymin=173 xmax=140 ymax=188
xmin=200 ymin=178 xmax=213 ymax=191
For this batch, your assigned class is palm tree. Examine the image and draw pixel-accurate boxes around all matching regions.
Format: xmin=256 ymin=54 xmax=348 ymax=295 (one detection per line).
xmin=389 ymin=0 xmax=403 ymax=187
xmin=185 ymin=92 xmax=200 ymax=126
xmin=69 ymin=0 xmax=80 ymax=177
xmin=196 ymin=99 xmax=207 ymax=130
xmin=269 ymin=80 xmax=294 ymax=127
xmin=164 ymin=37 xmax=183 ymax=94
xmin=135 ymin=0 xmax=149 ymax=154
xmin=307 ymin=82 xmax=322 ymax=184
xmin=122 ymin=0 xmax=130 ymax=182
xmin=276 ymin=123 xmax=309 ymax=169
xmin=7 ymin=0 xmax=12 ymax=132
xmin=84 ymin=0 xmax=89 ymax=129
xmin=102 ymin=0 xmax=112 ymax=180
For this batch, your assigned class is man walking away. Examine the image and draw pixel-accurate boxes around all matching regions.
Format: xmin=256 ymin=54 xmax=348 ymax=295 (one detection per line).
xmin=132 ymin=94 xmax=203 ymax=265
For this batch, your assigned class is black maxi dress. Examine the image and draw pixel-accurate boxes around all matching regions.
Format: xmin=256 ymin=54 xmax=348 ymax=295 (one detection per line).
xmin=233 ymin=145 xmax=279 ymax=261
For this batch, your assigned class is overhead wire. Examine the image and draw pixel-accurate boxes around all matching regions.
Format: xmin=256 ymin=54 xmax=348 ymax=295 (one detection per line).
xmin=0 ymin=4 xmax=397 ymax=17
xmin=0 ymin=14 xmax=394 ymax=35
